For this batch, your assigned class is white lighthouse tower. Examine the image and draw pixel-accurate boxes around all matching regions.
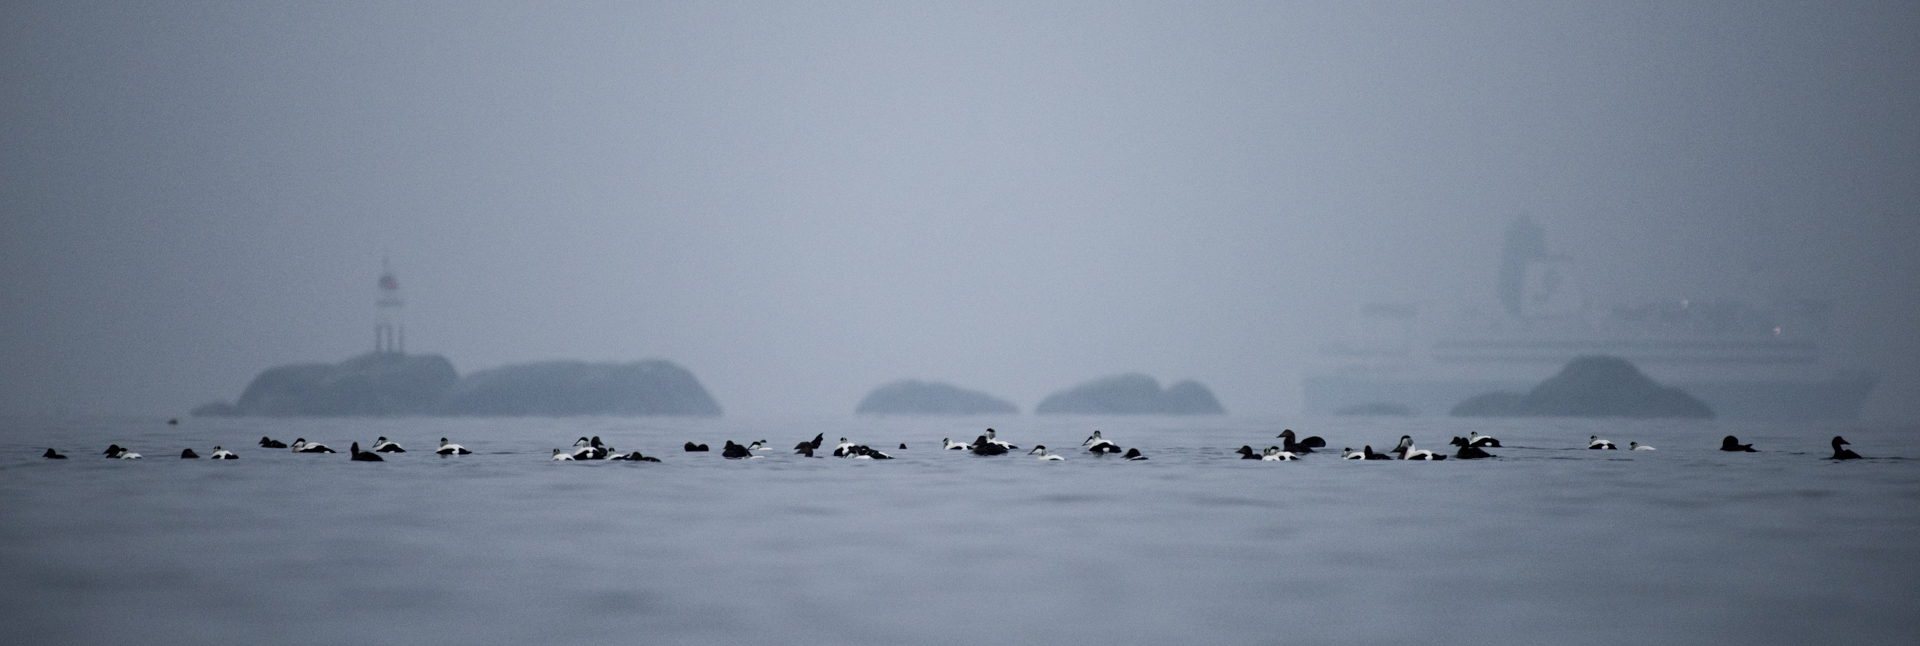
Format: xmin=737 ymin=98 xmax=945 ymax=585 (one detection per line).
xmin=375 ymin=258 xmax=405 ymax=354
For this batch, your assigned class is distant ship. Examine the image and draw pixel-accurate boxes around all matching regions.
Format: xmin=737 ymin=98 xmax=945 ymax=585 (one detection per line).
xmin=1304 ymin=217 xmax=1877 ymax=420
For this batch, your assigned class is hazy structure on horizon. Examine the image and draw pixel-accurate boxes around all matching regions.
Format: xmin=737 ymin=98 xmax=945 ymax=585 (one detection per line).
xmin=374 ymin=258 xmax=405 ymax=355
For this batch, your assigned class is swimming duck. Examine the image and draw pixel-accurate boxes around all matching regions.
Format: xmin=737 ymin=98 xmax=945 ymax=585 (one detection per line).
xmin=551 ymin=449 xmax=575 ymax=461
xmin=1123 ymin=448 xmax=1149 ymax=461
xmin=290 ymin=438 xmax=335 ymax=453
xmin=1276 ymin=429 xmax=1325 ymax=453
xmin=685 ymin=442 xmax=710 ymax=452
xmin=1719 ymin=435 xmax=1756 ymax=452
xmin=793 ymin=433 xmax=824 ymax=452
xmin=1088 ymin=442 xmax=1123 ymax=455
xmin=349 ymin=442 xmax=384 ymax=462
xmin=943 ymin=438 xmax=971 ymax=450
xmin=1587 ymin=436 xmax=1616 ymax=450
xmin=1830 ymin=436 xmax=1862 ymax=460
xmin=748 ymin=440 xmax=769 ymax=451
xmin=180 ymin=448 xmax=200 ymax=459
xmin=983 ymin=429 xmax=1018 ymax=450
xmin=795 ymin=445 xmax=822 ymax=458
xmin=1235 ymin=446 xmax=1263 ymax=460
xmin=970 ymin=436 xmax=1009 ymax=456
xmin=210 ymin=446 xmax=238 ymax=460
xmin=1029 ymin=446 xmax=1065 ymax=461
xmin=1341 ymin=447 xmax=1363 ymax=460
xmin=436 ymin=438 xmax=471 ymax=455
xmin=571 ymin=437 xmax=609 ymax=460
xmin=43 ymin=448 xmax=67 ymax=459
xmin=259 ymin=436 xmax=288 ymax=449
xmin=722 ymin=441 xmax=758 ymax=459
xmin=833 ymin=438 xmax=856 ymax=454
xmin=1082 ymin=430 xmax=1117 ymax=451
xmin=106 ymin=446 xmax=142 ymax=459
xmin=847 ymin=445 xmax=894 ymax=459
xmin=1393 ymin=436 xmax=1445 ymax=460
xmin=1455 ymin=445 xmax=1494 ymax=459
xmin=1361 ymin=445 xmax=1392 ymax=460
xmin=371 ymin=437 xmax=406 ymax=453
xmin=610 ymin=450 xmax=661 ymax=462
xmin=1261 ymin=447 xmax=1298 ymax=461
xmin=1629 ymin=442 xmax=1655 ymax=451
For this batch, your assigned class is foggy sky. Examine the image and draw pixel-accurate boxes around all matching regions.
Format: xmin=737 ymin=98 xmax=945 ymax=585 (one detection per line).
xmin=4 ymin=1 xmax=1917 ymax=420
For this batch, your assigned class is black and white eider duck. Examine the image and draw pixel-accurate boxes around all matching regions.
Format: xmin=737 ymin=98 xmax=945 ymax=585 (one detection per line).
xmin=847 ymin=445 xmax=894 ymax=459
xmin=1587 ymin=436 xmax=1616 ymax=450
xmin=436 ymin=438 xmax=472 ymax=455
xmin=1276 ymin=429 xmax=1325 ymax=453
xmin=983 ymin=429 xmax=1017 ymax=450
xmin=259 ymin=436 xmax=288 ymax=449
xmin=1261 ymin=447 xmax=1298 ymax=461
xmin=970 ymin=436 xmax=1009 ymax=456
xmin=551 ymin=448 xmax=575 ymax=461
xmin=747 ymin=440 xmax=769 ymax=451
xmin=1719 ymin=435 xmax=1757 ymax=452
xmin=1028 ymin=446 xmax=1065 ymax=461
xmin=371 ymin=437 xmax=405 ymax=453
xmin=290 ymin=438 xmax=335 ymax=453
xmin=209 ymin=446 xmax=238 ymax=459
xmin=180 ymin=448 xmax=200 ymax=459
xmin=1450 ymin=433 xmax=1501 ymax=449
xmin=1088 ymin=442 xmax=1123 ymax=455
xmin=1122 ymin=448 xmax=1149 ymax=461
xmin=349 ymin=442 xmax=383 ymax=461
xmin=1392 ymin=436 xmax=1445 ymax=460
xmin=1082 ymin=430 xmax=1117 ymax=452
xmin=942 ymin=438 xmax=970 ymax=450
xmin=571 ymin=436 xmax=613 ymax=460
xmin=610 ymin=450 xmax=662 ymax=462
xmin=104 ymin=445 xmax=142 ymax=459
xmin=43 ymin=448 xmax=68 ymax=459
xmin=1629 ymin=442 xmax=1655 ymax=451
xmin=685 ymin=442 xmax=710 ymax=452
xmin=833 ymin=437 xmax=856 ymax=455
xmin=1341 ymin=447 xmax=1363 ymax=460
xmin=1830 ymin=436 xmax=1862 ymax=460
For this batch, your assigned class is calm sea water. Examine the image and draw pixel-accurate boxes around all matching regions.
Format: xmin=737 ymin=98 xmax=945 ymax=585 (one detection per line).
xmin=3 ymin=414 xmax=1916 ymax=645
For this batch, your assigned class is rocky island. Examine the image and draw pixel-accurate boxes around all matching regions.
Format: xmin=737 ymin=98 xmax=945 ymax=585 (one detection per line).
xmin=855 ymin=380 xmax=1019 ymax=415
xmin=1450 ymin=355 xmax=1714 ymax=418
xmin=1034 ymin=374 xmax=1225 ymax=415
xmin=193 ymin=354 xmax=721 ymax=417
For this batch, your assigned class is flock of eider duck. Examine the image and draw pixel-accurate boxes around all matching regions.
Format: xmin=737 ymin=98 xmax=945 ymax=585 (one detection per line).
xmin=40 ymin=428 xmax=1881 ymax=462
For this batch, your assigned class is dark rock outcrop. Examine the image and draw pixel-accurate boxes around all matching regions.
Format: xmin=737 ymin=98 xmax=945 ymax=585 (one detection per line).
xmin=219 ymin=353 xmax=459 ymax=417
xmin=855 ymin=380 xmax=1018 ymax=415
xmin=437 ymin=360 xmax=721 ymax=417
xmin=1034 ymin=374 xmax=1225 ymax=415
xmin=1449 ymin=355 xmax=1713 ymax=418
